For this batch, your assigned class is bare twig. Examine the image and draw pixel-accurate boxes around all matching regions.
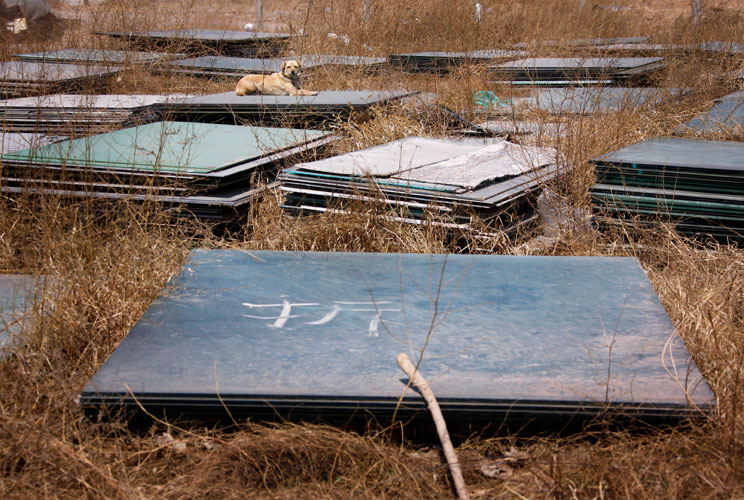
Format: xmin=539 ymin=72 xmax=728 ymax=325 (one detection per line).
xmin=396 ymin=353 xmax=469 ymax=500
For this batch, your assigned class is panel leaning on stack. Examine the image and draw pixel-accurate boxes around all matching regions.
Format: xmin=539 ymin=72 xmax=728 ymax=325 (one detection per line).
xmin=0 ymin=94 xmax=186 ymax=135
xmin=165 ymin=55 xmax=388 ymax=79
xmin=0 ymin=61 xmax=119 ymax=99
xmin=0 ymin=121 xmax=335 ymax=222
xmin=387 ymin=49 xmax=525 ymax=73
xmin=492 ymin=57 xmax=666 ymax=87
xmin=280 ymin=137 xmax=558 ymax=234
xmin=96 ymin=30 xmax=295 ymax=58
xmin=590 ymin=137 xmax=744 ymax=241
xmin=161 ymin=90 xmax=416 ymax=127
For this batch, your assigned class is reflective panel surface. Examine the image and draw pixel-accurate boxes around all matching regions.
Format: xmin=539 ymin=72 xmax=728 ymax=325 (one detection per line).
xmin=81 ymin=250 xmax=714 ymax=424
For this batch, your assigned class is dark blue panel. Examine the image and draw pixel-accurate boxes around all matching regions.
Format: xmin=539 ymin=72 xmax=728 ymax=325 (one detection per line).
xmin=81 ymin=250 xmax=713 ymax=424
xmin=595 ymin=137 xmax=744 ymax=172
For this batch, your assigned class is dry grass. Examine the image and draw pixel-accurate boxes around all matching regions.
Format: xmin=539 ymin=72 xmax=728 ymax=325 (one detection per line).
xmin=1 ymin=0 xmax=744 ymax=498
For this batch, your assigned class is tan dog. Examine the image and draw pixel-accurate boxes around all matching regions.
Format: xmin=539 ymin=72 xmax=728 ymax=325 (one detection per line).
xmin=235 ymin=60 xmax=318 ymax=96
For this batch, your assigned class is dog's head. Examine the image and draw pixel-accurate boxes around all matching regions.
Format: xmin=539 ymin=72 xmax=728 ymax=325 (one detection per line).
xmin=281 ymin=60 xmax=302 ymax=79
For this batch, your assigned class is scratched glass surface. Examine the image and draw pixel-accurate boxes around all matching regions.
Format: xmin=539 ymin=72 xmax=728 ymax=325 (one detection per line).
xmin=84 ymin=250 xmax=713 ymax=406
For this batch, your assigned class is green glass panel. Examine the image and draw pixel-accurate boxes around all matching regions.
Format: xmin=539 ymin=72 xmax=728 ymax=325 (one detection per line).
xmin=3 ymin=121 xmax=328 ymax=175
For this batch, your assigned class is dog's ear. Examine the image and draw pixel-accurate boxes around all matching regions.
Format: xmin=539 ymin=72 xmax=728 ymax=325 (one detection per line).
xmin=281 ymin=61 xmax=287 ymax=73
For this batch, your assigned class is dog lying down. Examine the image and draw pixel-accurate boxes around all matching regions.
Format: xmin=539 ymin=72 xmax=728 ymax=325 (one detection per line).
xmin=235 ymin=60 xmax=319 ymax=96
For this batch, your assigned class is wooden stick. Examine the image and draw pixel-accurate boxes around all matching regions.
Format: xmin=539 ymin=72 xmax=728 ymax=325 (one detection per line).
xmin=396 ymin=353 xmax=470 ymax=500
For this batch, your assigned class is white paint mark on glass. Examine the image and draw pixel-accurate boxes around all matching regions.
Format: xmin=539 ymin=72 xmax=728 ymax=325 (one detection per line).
xmin=306 ymin=304 xmax=341 ymax=325
xmin=369 ymin=315 xmax=380 ymax=337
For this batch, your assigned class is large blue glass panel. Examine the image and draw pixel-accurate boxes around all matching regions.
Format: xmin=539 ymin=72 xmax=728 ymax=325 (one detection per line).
xmin=81 ymin=250 xmax=713 ymax=425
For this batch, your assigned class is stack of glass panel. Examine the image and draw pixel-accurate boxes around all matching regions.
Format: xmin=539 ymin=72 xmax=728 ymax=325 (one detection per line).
xmin=594 ymin=41 xmax=744 ymax=57
xmin=79 ymin=249 xmax=714 ymax=431
xmin=492 ymin=57 xmax=666 ymax=86
xmin=697 ymin=41 xmax=744 ymax=55
xmin=0 ymin=61 xmax=119 ymax=99
xmin=1 ymin=131 xmax=65 ymax=153
xmin=96 ymin=30 xmax=295 ymax=58
xmin=0 ymin=121 xmax=335 ymax=222
xmin=162 ymin=90 xmax=415 ymax=127
xmin=590 ymin=137 xmax=744 ymax=240
xmin=12 ymin=49 xmax=184 ymax=69
xmin=513 ymin=36 xmax=650 ymax=50
xmin=297 ymin=54 xmax=388 ymax=73
xmin=565 ymin=36 xmax=651 ymax=46
xmin=0 ymin=94 xmax=186 ymax=135
xmin=387 ymin=49 xmax=525 ymax=73
xmin=508 ymin=87 xmax=683 ymax=115
xmin=165 ymin=55 xmax=388 ymax=79
xmin=593 ymin=43 xmax=689 ymax=57
xmin=280 ymin=137 xmax=558 ymax=233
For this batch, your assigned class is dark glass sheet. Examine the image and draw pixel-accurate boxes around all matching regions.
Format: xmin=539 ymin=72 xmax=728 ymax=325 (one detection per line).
xmin=391 ymin=50 xmax=525 ymax=59
xmin=0 ymin=93 xmax=185 ymax=109
xmin=161 ymin=91 xmax=416 ymax=127
xmin=591 ymin=184 xmax=744 ymax=217
xmin=173 ymin=90 xmax=414 ymax=108
xmin=594 ymin=43 xmax=689 ymax=56
xmin=81 ymin=250 xmax=713 ymax=424
xmin=594 ymin=137 xmax=744 ymax=172
xmin=297 ymin=54 xmax=388 ymax=68
xmin=0 ymin=61 xmax=119 ymax=98
xmin=98 ymin=29 xmax=294 ymax=42
xmin=0 ymin=181 xmax=277 ymax=222
xmin=168 ymin=55 xmax=387 ymax=75
xmin=496 ymin=57 xmax=663 ymax=71
xmin=13 ymin=49 xmax=181 ymax=65
xmin=698 ymin=41 xmax=744 ymax=54
xmin=513 ymin=37 xmax=650 ymax=49
xmin=493 ymin=57 xmax=665 ymax=86
xmin=590 ymin=138 xmax=744 ymax=241
xmin=0 ymin=61 xmax=118 ymax=82
xmin=568 ymin=36 xmax=651 ymax=46
xmin=96 ymin=30 xmax=294 ymax=58
xmin=0 ymin=94 xmax=184 ymax=134
xmin=167 ymin=56 xmax=283 ymax=74
xmin=518 ymin=87 xmax=682 ymax=114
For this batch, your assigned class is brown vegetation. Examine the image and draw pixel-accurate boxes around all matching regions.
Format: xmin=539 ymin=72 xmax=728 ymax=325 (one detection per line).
xmin=1 ymin=0 xmax=743 ymax=498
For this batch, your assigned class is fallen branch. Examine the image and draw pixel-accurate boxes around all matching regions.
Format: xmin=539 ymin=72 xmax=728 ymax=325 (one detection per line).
xmin=396 ymin=353 xmax=470 ymax=500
